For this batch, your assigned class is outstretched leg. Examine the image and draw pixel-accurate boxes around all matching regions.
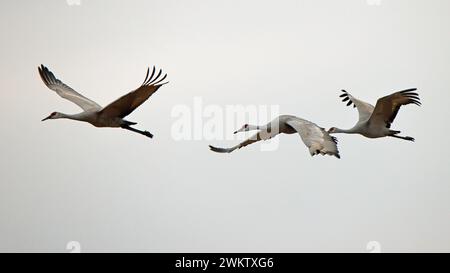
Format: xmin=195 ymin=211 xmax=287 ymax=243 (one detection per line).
xmin=390 ymin=135 xmax=415 ymax=142
xmin=389 ymin=130 xmax=415 ymax=142
xmin=121 ymin=125 xmax=153 ymax=138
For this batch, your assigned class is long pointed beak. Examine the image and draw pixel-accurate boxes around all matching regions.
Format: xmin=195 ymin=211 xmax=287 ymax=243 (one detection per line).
xmin=233 ymin=131 xmax=238 ymax=134
xmin=42 ymin=116 xmax=51 ymax=122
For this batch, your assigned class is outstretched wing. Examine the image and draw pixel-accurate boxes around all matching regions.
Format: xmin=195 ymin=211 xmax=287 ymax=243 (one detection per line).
xmin=340 ymin=90 xmax=375 ymax=124
xmin=99 ymin=66 xmax=168 ymax=118
xmin=209 ymin=128 xmax=279 ymax=154
xmin=38 ymin=65 xmax=102 ymax=111
xmin=369 ymin=88 xmax=420 ymax=129
xmin=285 ymin=117 xmax=340 ymax=158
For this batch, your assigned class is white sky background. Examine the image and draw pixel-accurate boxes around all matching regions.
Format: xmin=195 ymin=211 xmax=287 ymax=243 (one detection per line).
xmin=0 ymin=0 xmax=449 ymax=252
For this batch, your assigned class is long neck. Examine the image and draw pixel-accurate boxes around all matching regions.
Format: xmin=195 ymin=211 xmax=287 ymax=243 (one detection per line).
xmin=248 ymin=124 xmax=261 ymax=130
xmin=58 ymin=113 xmax=86 ymax=121
xmin=334 ymin=127 xmax=357 ymax=134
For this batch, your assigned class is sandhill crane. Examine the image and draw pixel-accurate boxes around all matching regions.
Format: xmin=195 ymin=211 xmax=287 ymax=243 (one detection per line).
xmin=209 ymin=115 xmax=340 ymax=158
xmin=328 ymin=89 xmax=421 ymax=141
xmin=38 ymin=65 xmax=168 ymax=138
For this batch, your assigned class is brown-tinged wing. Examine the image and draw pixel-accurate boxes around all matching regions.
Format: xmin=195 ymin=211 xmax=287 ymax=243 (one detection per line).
xmin=369 ymin=88 xmax=421 ymax=128
xmin=99 ymin=66 xmax=168 ymax=118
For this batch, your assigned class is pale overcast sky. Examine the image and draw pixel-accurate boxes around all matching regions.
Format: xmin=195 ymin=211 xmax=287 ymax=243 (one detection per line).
xmin=0 ymin=0 xmax=449 ymax=252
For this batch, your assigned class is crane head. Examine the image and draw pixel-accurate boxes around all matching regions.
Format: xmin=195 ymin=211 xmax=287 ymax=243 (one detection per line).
xmin=328 ymin=127 xmax=337 ymax=134
xmin=42 ymin=112 xmax=61 ymax=121
xmin=234 ymin=124 xmax=249 ymax=134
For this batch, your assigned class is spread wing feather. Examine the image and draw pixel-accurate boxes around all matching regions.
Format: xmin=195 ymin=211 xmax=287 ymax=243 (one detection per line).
xmin=38 ymin=65 xmax=101 ymax=111
xmin=340 ymin=90 xmax=375 ymax=124
xmin=286 ymin=118 xmax=340 ymax=158
xmin=369 ymin=88 xmax=420 ymax=128
xmin=99 ymin=66 xmax=168 ymax=118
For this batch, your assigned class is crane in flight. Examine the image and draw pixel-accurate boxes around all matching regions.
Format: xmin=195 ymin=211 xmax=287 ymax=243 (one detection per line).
xmin=328 ymin=89 xmax=421 ymax=141
xmin=209 ymin=115 xmax=341 ymax=158
xmin=38 ymin=65 xmax=168 ymax=138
